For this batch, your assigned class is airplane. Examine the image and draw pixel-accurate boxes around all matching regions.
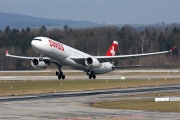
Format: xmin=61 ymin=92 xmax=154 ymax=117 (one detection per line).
xmin=5 ymin=36 xmax=174 ymax=80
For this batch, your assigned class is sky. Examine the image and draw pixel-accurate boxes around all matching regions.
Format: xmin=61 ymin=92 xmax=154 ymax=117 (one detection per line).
xmin=0 ymin=0 xmax=179 ymax=24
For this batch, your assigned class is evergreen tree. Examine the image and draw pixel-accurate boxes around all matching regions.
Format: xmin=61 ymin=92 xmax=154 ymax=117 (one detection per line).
xmin=39 ymin=25 xmax=47 ymax=36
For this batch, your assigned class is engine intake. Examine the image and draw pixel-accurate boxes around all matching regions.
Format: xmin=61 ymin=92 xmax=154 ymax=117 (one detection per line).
xmin=85 ymin=57 xmax=101 ymax=68
xmin=86 ymin=57 xmax=93 ymax=64
xmin=31 ymin=58 xmax=47 ymax=69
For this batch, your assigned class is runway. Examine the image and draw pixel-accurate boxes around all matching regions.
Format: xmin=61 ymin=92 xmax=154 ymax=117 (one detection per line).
xmin=0 ymin=69 xmax=180 ymax=80
xmin=1 ymin=74 xmax=180 ymax=80
xmin=0 ymin=85 xmax=180 ymax=119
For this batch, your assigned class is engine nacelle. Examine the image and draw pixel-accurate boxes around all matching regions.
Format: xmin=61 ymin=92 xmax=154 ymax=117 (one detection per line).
xmin=31 ymin=58 xmax=47 ymax=69
xmin=85 ymin=57 xmax=101 ymax=68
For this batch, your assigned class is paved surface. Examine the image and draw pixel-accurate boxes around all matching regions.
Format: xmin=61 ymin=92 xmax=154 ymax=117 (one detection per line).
xmin=1 ymin=74 xmax=180 ymax=80
xmin=0 ymin=69 xmax=180 ymax=80
xmin=0 ymin=85 xmax=180 ymax=120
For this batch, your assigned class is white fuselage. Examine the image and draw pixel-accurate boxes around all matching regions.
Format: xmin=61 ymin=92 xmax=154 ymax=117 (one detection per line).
xmin=31 ymin=37 xmax=113 ymax=74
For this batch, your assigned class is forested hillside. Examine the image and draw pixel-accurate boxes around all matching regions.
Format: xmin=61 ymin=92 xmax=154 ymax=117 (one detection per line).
xmin=0 ymin=12 xmax=97 ymax=29
xmin=0 ymin=25 xmax=180 ymax=70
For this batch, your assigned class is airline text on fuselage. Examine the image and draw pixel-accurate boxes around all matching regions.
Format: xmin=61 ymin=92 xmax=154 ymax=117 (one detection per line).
xmin=49 ymin=39 xmax=64 ymax=51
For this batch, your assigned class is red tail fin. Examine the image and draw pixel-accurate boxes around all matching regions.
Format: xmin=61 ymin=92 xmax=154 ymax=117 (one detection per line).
xmin=106 ymin=41 xmax=118 ymax=56
xmin=6 ymin=50 xmax=9 ymax=55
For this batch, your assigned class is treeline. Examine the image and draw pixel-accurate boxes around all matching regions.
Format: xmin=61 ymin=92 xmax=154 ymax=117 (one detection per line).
xmin=0 ymin=25 xmax=180 ymax=70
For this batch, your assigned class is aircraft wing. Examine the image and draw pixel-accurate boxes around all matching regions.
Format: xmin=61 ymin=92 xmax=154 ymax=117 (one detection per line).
xmin=70 ymin=49 xmax=173 ymax=65
xmin=95 ymin=49 xmax=172 ymax=59
xmin=5 ymin=50 xmax=51 ymax=60
xmin=6 ymin=48 xmax=173 ymax=65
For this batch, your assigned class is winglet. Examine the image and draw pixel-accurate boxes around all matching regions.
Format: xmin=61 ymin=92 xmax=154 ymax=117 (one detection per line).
xmin=6 ymin=50 xmax=9 ymax=55
xmin=170 ymin=47 xmax=176 ymax=52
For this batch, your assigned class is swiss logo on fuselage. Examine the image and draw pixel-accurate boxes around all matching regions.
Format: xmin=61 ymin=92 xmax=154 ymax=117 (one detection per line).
xmin=49 ymin=39 xmax=64 ymax=51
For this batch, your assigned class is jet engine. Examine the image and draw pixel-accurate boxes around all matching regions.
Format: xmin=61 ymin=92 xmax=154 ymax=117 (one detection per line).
xmin=85 ymin=57 xmax=101 ymax=68
xmin=31 ymin=58 xmax=47 ymax=69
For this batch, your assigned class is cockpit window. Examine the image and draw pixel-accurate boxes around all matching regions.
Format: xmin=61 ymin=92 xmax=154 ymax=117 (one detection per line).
xmin=34 ymin=39 xmax=42 ymax=41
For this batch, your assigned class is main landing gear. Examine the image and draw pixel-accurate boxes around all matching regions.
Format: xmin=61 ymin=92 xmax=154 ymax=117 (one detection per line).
xmin=53 ymin=62 xmax=96 ymax=80
xmin=87 ymin=71 xmax=96 ymax=79
xmin=54 ymin=62 xmax=65 ymax=80
xmin=56 ymin=70 xmax=65 ymax=80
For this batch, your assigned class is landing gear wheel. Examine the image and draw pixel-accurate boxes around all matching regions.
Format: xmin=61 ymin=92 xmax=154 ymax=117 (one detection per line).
xmin=62 ymin=75 xmax=65 ymax=80
xmin=58 ymin=75 xmax=62 ymax=80
xmin=92 ymin=74 xmax=96 ymax=79
xmin=56 ymin=71 xmax=65 ymax=80
xmin=88 ymin=71 xmax=96 ymax=79
xmin=89 ymin=75 xmax=92 ymax=79
xmin=56 ymin=71 xmax=59 ymax=76
xmin=59 ymin=71 xmax=63 ymax=77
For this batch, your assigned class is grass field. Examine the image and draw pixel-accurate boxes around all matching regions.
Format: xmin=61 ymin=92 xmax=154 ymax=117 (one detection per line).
xmin=92 ymin=91 xmax=180 ymax=112
xmin=92 ymin=100 xmax=180 ymax=112
xmin=0 ymin=78 xmax=180 ymax=96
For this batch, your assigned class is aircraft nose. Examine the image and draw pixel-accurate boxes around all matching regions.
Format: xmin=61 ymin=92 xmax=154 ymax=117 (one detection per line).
xmin=31 ymin=40 xmax=36 ymax=47
xmin=31 ymin=40 xmax=40 ymax=50
xmin=31 ymin=40 xmax=34 ymax=46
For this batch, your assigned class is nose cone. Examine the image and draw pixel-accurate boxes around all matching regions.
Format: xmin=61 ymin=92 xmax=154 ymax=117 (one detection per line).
xmin=31 ymin=40 xmax=43 ymax=52
xmin=31 ymin=40 xmax=35 ymax=46
xmin=31 ymin=40 xmax=38 ymax=50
